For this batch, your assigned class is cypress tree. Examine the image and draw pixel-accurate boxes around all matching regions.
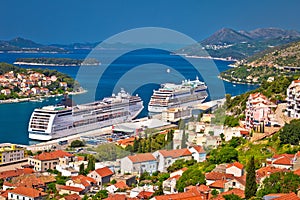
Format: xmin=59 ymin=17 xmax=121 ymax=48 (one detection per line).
xmin=245 ymin=156 xmax=257 ymax=199
xmin=133 ymin=138 xmax=139 ymax=152
xmin=181 ymin=130 xmax=187 ymax=148
xmin=79 ymin=163 xmax=85 ymax=175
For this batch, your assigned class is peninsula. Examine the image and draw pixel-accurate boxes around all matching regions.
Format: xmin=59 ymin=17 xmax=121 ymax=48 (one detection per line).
xmin=14 ymin=57 xmax=100 ymax=66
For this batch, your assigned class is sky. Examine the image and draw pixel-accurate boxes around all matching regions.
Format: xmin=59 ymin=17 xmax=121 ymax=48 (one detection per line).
xmin=1 ymin=0 xmax=300 ymax=44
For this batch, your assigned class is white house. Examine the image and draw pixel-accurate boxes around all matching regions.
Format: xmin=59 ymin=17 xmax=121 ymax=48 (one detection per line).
xmin=188 ymin=146 xmax=206 ymax=162
xmin=120 ymin=153 xmax=157 ymax=175
xmin=224 ymin=176 xmax=246 ymax=191
xmin=225 ymin=162 xmax=244 ymax=177
xmin=152 ymin=149 xmax=192 ymax=172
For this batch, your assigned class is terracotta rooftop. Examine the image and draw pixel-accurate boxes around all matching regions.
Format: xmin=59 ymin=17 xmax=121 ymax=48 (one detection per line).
xmin=256 ymin=166 xmax=288 ymax=180
xmin=272 ymin=155 xmax=293 ymax=166
xmin=137 ymin=191 xmax=154 ymax=199
xmin=272 ymin=193 xmax=300 ymax=200
xmin=58 ymin=185 xmax=84 ymax=192
xmin=33 ymin=150 xmax=73 ymax=161
xmin=94 ymin=167 xmax=114 ymax=177
xmin=6 ymin=173 xmax=56 ymax=188
xmin=168 ymin=174 xmax=181 ymax=180
xmin=185 ymin=184 xmax=211 ymax=193
xmin=294 ymin=168 xmax=300 ymax=176
xmin=0 ymin=190 xmax=9 ymax=198
xmin=213 ymin=188 xmax=245 ymax=200
xmin=191 ymin=146 xmax=206 ymax=153
xmin=117 ymin=137 xmax=136 ymax=146
xmin=63 ymin=194 xmax=82 ymax=200
xmin=158 ymin=148 xmax=192 ymax=158
xmin=114 ymin=181 xmax=129 ymax=189
xmin=0 ymin=168 xmax=34 ymax=179
xmin=226 ymin=162 xmax=244 ymax=170
xmin=8 ymin=186 xmax=47 ymax=198
xmin=205 ymin=172 xmax=234 ymax=180
xmin=104 ymin=194 xmax=138 ymax=200
xmin=154 ymin=190 xmax=202 ymax=200
xmin=127 ymin=153 xmax=156 ymax=163
xmin=209 ymin=180 xmax=227 ymax=189
xmin=71 ymin=175 xmax=96 ymax=187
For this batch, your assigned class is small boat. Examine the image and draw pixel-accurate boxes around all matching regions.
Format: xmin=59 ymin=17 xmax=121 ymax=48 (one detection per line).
xmin=233 ymin=85 xmax=236 ymax=87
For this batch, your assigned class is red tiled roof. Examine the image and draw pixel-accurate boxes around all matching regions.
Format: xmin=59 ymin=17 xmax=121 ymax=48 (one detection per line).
xmin=94 ymin=167 xmax=114 ymax=177
xmin=158 ymin=148 xmax=192 ymax=158
xmin=213 ymin=189 xmax=245 ymax=200
xmin=154 ymin=191 xmax=202 ymax=200
xmin=191 ymin=146 xmax=206 ymax=153
xmin=64 ymin=194 xmax=82 ymax=200
xmin=137 ymin=191 xmax=154 ymax=199
xmin=205 ymin=172 xmax=234 ymax=180
xmin=0 ymin=168 xmax=34 ymax=179
xmin=209 ymin=180 xmax=227 ymax=189
xmin=117 ymin=137 xmax=136 ymax=145
xmin=77 ymin=156 xmax=85 ymax=161
xmin=272 ymin=193 xmax=300 ymax=200
xmin=294 ymin=168 xmax=300 ymax=176
xmin=33 ymin=150 xmax=73 ymax=161
xmin=226 ymin=162 xmax=244 ymax=170
xmin=185 ymin=185 xmax=211 ymax=193
xmin=9 ymin=186 xmax=47 ymax=198
xmin=256 ymin=166 xmax=287 ymax=180
xmin=0 ymin=190 xmax=9 ymax=198
xmin=104 ymin=194 xmax=138 ymax=200
xmin=168 ymin=174 xmax=181 ymax=180
xmin=127 ymin=153 xmax=156 ymax=163
xmin=232 ymin=175 xmax=246 ymax=186
xmin=240 ymin=130 xmax=249 ymax=135
xmin=71 ymin=175 xmax=96 ymax=187
xmin=58 ymin=185 xmax=84 ymax=192
xmin=114 ymin=181 xmax=128 ymax=189
xmin=273 ymin=154 xmax=294 ymax=159
xmin=272 ymin=156 xmax=293 ymax=166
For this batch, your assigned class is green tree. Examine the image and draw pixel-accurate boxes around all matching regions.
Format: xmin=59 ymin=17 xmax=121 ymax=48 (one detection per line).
xmin=223 ymin=194 xmax=242 ymax=200
xmin=279 ymin=119 xmax=300 ymax=145
xmin=197 ymin=113 xmax=203 ymax=122
xmin=133 ymin=138 xmax=139 ymax=152
xmin=209 ymin=146 xmax=238 ymax=164
xmin=257 ymin=172 xmax=300 ymax=197
xmin=79 ymin=163 xmax=85 ymax=175
xmin=176 ymin=167 xmax=205 ymax=192
xmin=70 ymin=140 xmax=85 ymax=147
xmin=93 ymin=190 xmax=108 ymax=200
xmin=181 ymin=130 xmax=187 ymax=148
xmin=245 ymin=156 xmax=257 ymax=199
xmin=178 ymin=119 xmax=185 ymax=130
xmin=87 ymin=155 xmax=95 ymax=172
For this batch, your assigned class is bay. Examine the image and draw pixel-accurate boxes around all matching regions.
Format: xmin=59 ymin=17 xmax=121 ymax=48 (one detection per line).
xmin=0 ymin=49 xmax=258 ymax=144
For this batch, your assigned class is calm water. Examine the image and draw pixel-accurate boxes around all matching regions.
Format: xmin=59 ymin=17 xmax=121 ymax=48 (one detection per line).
xmin=0 ymin=49 xmax=258 ymax=144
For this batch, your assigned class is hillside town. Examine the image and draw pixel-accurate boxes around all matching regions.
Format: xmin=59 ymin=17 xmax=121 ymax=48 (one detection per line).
xmin=1 ymin=77 xmax=300 ymax=200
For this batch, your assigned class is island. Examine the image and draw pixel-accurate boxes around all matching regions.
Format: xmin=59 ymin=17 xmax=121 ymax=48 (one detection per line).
xmin=0 ymin=62 xmax=83 ymax=102
xmin=14 ymin=57 xmax=100 ymax=66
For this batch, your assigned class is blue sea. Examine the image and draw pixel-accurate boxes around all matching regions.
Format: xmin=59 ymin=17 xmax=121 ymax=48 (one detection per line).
xmin=0 ymin=49 xmax=258 ymax=144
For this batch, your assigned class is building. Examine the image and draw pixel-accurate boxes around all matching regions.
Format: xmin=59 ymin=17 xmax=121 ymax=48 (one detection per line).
xmin=188 ymin=146 xmax=206 ymax=162
xmin=286 ymin=80 xmax=300 ymax=118
xmin=0 ymin=89 xmax=11 ymax=96
xmin=87 ymin=166 xmax=114 ymax=186
xmin=8 ymin=186 xmax=47 ymax=200
xmin=225 ymin=162 xmax=244 ymax=177
xmin=161 ymin=107 xmax=191 ymax=122
xmin=65 ymin=175 xmax=96 ymax=193
xmin=152 ymin=149 xmax=192 ymax=172
xmin=120 ymin=153 xmax=157 ymax=175
xmin=267 ymin=154 xmax=294 ymax=169
xmin=28 ymin=150 xmax=74 ymax=172
xmin=57 ymin=185 xmax=84 ymax=196
xmin=0 ymin=144 xmax=25 ymax=164
xmin=245 ymin=93 xmax=277 ymax=129
xmin=0 ymin=168 xmax=34 ymax=181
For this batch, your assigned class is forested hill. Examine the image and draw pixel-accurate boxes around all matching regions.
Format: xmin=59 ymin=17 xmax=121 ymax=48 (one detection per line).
xmin=246 ymin=40 xmax=300 ymax=67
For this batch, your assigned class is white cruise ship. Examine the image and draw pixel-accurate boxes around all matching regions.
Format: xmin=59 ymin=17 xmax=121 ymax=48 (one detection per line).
xmin=28 ymin=89 xmax=144 ymax=141
xmin=148 ymin=77 xmax=208 ymax=113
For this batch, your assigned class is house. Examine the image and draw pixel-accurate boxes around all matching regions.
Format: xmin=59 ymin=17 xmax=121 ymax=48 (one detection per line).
xmin=152 ymin=149 xmax=192 ymax=172
xmin=0 ymin=144 xmax=25 ymax=164
xmin=285 ymin=80 xmax=300 ymax=118
xmin=137 ymin=191 xmax=154 ymax=199
xmin=224 ymin=176 xmax=246 ymax=191
xmin=113 ymin=174 xmax=136 ymax=187
xmin=256 ymin=166 xmax=288 ymax=184
xmin=0 ymin=89 xmax=11 ymax=96
xmin=88 ymin=166 xmax=114 ymax=186
xmin=59 ymin=194 xmax=82 ymax=200
xmin=184 ymin=185 xmax=211 ymax=200
xmin=8 ymin=186 xmax=47 ymax=200
xmin=31 ymin=87 xmax=41 ymax=95
xmin=106 ymin=181 xmax=129 ymax=193
xmin=57 ymin=185 xmax=84 ymax=196
xmin=65 ymin=175 xmax=96 ymax=193
xmin=28 ymin=150 xmax=74 ymax=172
xmin=2 ymin=173 xmax=56 ymax=191
xmin=188 ymin=145 xmax=206 ymax=162
xmin=267 ymin=154 xmax=294 ymax=169
xmin=263 ymin=192 xmax=300 ymax=200
xmin=208 ymin=180 xmax=228 ymax=193
xmin=205 ymin=172 xmax=234 ymax=185
xmin=213 ymin=188 xmax=245 ymax=200
xmin=163 ymin=174 xmax=181 ymax=194
xmin=60 ymin=82 xmax=68 ymax=88
xmin=0 ymin=168 xmax=34 ymax=181
xmin=120 ymin=153 xmax=157 ymax=175
xmin=116 ymin=137 xmax=136 ymax=148
xmin=225 ymin=162 xmax=244 ymax=177
xmin=152 ymin=185 xmax=204 ymax=200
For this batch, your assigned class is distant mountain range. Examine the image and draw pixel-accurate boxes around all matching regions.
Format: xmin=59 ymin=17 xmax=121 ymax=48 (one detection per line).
xmin=177 ymin=27 xmax=300 ymax=60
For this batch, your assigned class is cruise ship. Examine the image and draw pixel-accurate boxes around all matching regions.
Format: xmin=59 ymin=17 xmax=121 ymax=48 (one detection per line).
xmin=28 ymin=89 xmax=144 ymax=141
xmin=148 ymin=77 xmax=208 ymax=113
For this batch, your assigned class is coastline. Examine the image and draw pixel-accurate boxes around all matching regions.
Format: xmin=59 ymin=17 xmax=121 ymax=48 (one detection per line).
xmin=218 ymin=75 xmax=260 ymax=86
xmin=173 ymin=53 xmax=238 ymax=62
xmin=0 ymin=89 xmax=87 ymax=105
xmin=13 ymin=62 xmax=100 ymax=66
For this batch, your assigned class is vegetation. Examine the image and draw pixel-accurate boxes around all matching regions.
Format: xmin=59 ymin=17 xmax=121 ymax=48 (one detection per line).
xmin=257 ymin=172 xmax=300 ymax=197
xmin=90 ymin=143 xmax=130 ymax=161
xmin=167 ymin=159 xmax=197 ymax=173
xmin=209 ymin=146 xmax=239 ymax=164
xmin=15 ymin=57 xmax=100 ymax=66
xmin=176 ymin=166 xmax=206 ymax=192
xmin=279 ymin=119 xmax=300 ymax=145
xmin=223 ymin=194 xmax=243 ymax=200
xmin=245 ymin=156 xmax=257 ymax=199
xmin=70 ymin=140 xmax=85 ymax=147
